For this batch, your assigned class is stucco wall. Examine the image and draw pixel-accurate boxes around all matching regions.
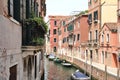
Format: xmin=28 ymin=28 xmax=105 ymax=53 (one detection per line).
xmin=0 ymin=15 xmax=23 ymax=80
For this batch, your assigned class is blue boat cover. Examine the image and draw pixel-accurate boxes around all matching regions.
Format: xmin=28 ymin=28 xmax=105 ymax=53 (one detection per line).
xmin=74 ymin=71 xmax=88 ymax=78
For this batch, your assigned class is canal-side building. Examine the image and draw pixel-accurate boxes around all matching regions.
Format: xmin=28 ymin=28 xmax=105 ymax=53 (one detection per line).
xmin=49 ymin=16 xmax=69 ymax=54
xmin=49 ymin=14 xmax=89 ymax=61
xmin=87 ymin=0 xmax=117 ymax=64
xmin=21 ymin=0 xmax=47 ymax=80
xmin=116 ymin=0 xmax=120 ymax=68
xmin=0 ymin=0 xmax=46 ymax=80
xmin=99 ymin=23 xmax=119 ymax=68
xmin=61 ymin=14 xmax=89 ymax=62
xmin=0 ymin=0 xmax=23 ymax=80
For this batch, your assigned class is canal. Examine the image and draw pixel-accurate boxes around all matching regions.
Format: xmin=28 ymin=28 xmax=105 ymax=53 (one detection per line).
xmin=44 ymin=57 xmax=77 ymax=80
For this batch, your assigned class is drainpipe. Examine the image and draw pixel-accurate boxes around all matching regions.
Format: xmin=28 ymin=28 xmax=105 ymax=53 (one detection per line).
xmin=117 ymin=54 xmax=120 ymax=80
xmin=100 ymin=1 xmax=105 ymax=29
xmin=99 ymin=1 xmax=106 ymax=80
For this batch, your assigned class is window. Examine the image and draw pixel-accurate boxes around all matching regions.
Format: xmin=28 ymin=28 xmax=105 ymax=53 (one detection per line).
xmin=90 ymin=50 xmax=93 ymax=59
xmin=88 ymin=0 xmax=92 ymax=5
xmin=105 ymin=51 xmax=107 ymax=58
xmin=94 ymin=0 xmax=98 ymax=2
xmin=8 ymin=0 xmax=13 ymax=16
xmin=53 ymin=47 xmax=57 ymax=52
xmin=88 ymin=14 xmax=92 ymax=25
xmin=26 ymin=0 xmax=30 ymax=18
xmin=8 ymin=0 xmax=20 ymax=21
xmin=54 ymin=21 xmax=57 ymax=26
xmin=54 ymin=38 xmax=56 ymax=42
xmin=67 ymin=37 xmax=69 ymax=42
xmin=106 ymin=34 xmax=109 ymax=43
xmin=62 ymin=21 xmax=65 ymax=26
xmin=102 ymin=51 xmax=104 ymax=64
xmin=53 ymin=29 xmax=57 ymax=34
xmin=94 ymin=11 xmax=98 ymax=22
xmin=96 ymin=49 xmax=98 ymax=59
xmin=102 ymin=35 xmax=104 ymax=42
xmin=64 ymin=28 xmax=66 ymax=32
xmin=74 ymin=35 xmax=76 ymax=41
xmin=77 ymin=34 xmax=80 ymax=41
xmin=95 ymin=30 xmax=98 ymax=41
xmin=89 ymin=31 xmax=92 ymax=40
xmin=13 ymin=0 xmax=20 ymax=21
xmin=63 ymin=37 xmax=66 ymax=43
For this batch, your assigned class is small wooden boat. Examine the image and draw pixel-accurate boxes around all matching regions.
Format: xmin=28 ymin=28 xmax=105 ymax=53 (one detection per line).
xmin=61 ymin=61 xmax=72 ymax=67
xmin=71 ymin=70 xmax=90 ymax=80
xmin=54 ymin=58 xmax=62 ymax=63
xmin=48 ymin=54 xmax=55 ymax=61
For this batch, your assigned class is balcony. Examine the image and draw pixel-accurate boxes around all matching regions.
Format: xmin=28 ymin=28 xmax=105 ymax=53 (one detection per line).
xmin=22 ymin=46 xmax=42 ymax=57
xmin=106 ymin=42 xmax=110 ymax=47
xmin=93 ymin=39 xmax=99 ymax=48
xmin=87 ymin=40 xmax=92 ymax=47
xmin=68 ymin=39 xmax=73 ymax=46
xmin=87 ymin=19 xmax=92 ymax=25
xmin=81 ymin=42 xmax=87 ymax=47
xmin=93 ymin=39 xmax=98 ymax=44
xmin=94 ymin=19 xmax=98 ymax=23
xmin=117 ymin=9 xmax=120 ymax=16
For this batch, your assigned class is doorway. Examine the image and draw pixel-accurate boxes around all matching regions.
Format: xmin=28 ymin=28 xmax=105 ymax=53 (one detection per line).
xmin=9 ymin=65 xmax=17 ymax=80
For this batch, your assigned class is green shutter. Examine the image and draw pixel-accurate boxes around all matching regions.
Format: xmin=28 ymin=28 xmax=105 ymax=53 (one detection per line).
xmin=67 ymin=24 xmax=74 ymax=31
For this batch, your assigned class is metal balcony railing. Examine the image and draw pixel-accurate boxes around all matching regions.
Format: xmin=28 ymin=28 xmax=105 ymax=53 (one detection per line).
xmin=93 ymin=39 xmax=99 ymax=44
xmin=68 ymin=39 xmax=73 ymax=45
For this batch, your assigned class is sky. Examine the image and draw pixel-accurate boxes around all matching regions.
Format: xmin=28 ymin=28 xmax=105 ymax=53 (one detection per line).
xmin=45 ymin=0 xmax=88 ymax=22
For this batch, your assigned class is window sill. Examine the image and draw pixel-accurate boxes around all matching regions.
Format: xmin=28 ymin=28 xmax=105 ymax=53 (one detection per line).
xmin=9 ymin=17 xmax=20 ymax=25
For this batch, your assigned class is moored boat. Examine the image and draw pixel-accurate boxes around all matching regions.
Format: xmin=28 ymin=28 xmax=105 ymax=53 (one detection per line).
xmin=48 ymin=54 xmax=55 ymax=60
xmin=61 ymin=61 xmax=72 ymax=67
xmin=71 ymin=70 xmax=90 ymax=80
xmin=54 ymin=58 xmax=62 ymax=63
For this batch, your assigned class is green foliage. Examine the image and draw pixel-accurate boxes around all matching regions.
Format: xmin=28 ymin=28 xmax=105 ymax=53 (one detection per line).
xmin=75 ymin=10 xmax=88 ymax=17
xmin=26 ymin=17 xmax=48 ymax=33
xmin=32 ymin=37 xmax=45 ymax=46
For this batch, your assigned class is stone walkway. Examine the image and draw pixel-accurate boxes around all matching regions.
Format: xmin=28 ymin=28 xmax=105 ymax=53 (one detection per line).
xmin=74 ymin=57 xmax=119 ymax=77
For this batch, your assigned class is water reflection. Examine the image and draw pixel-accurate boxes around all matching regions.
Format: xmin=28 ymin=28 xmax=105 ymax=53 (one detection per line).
xmin=44 ymin=57 xmax=77 ymax=80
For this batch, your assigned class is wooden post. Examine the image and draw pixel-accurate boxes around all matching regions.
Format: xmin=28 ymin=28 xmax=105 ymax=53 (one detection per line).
xmin=105 ymin=65 xmax=107 ymax=80
xmin=90 ymin=51 xmax=92 ymax=79
xmin=90 ymin=58 xmax=92 ymax=80
xmin=117 ymin=56 xmax=119 ymax=80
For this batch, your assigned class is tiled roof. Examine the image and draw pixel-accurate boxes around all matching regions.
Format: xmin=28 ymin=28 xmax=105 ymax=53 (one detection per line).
xmin=105 ymin=23 xmax=118 ymax=30
xmin=105 ymin=23 xmax=120 ymax=32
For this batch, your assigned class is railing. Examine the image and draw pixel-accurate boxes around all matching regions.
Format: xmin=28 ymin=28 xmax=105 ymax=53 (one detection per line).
xmin=87 ymin=19 xmax=92 ymax=25
xmin=93 ymin=39 xmax=99 ymax=44
xmin=88 ymin=40 xmax=93 ymax=43
xmin=87 ymin=40 xmax=92 ymax=47
xmin=68 ymin=39 xmax=73 ymax=45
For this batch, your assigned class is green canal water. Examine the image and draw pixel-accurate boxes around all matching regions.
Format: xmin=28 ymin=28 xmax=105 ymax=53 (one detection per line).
xmin=44 ymin=57 xmax=77 ymax=80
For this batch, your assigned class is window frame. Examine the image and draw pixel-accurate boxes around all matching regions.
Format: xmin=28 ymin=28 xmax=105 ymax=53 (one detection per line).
xmin=54 ymin=20 xmax=57 ymax=26
xmin=53 ymin=29 xmax=57 ymax=34
xmin=54 ymin=38 xmax=56 ymax=42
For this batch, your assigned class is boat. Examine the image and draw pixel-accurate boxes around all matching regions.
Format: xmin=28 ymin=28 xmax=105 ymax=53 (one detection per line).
xmin=48 ymin=54 xmax=55 ymax=61
xmin=61 ymin=61 xmax=72 ymax=67
xmin=54 ymin=58 xmax=62 ymax=63
xmin=71 ymin=70 xmax=90 ymax=80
